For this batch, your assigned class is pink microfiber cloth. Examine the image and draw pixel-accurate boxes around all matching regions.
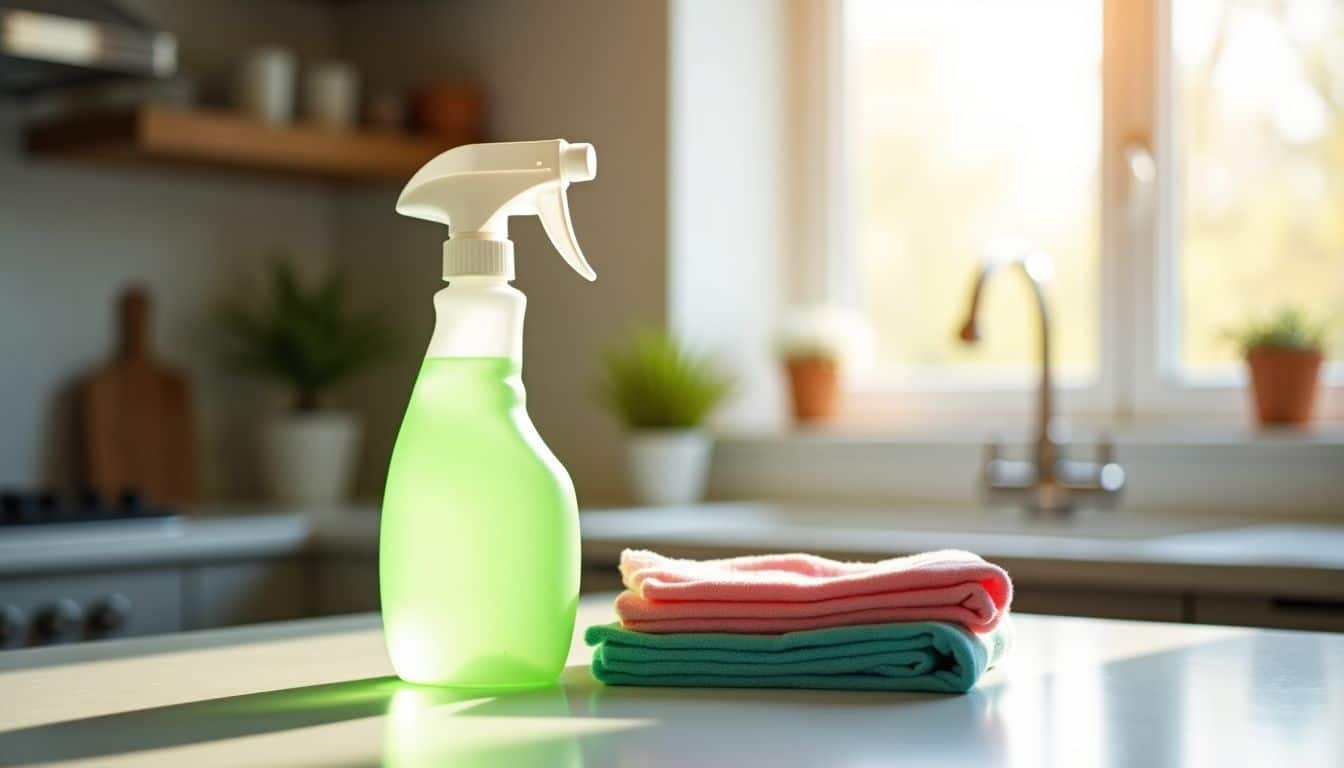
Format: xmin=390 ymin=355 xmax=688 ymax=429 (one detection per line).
xmin=616 ymin=549 xmax=1012 ymax=634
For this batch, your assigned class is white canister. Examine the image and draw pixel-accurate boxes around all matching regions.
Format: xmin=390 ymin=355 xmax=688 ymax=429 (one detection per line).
xmin=303 ymin=60 xmax=359 ymax=131
xmin=237 ymin=47 xmax=296 ymax=124
xmin=624 ymin=429 xmax=713 ymax=506
xmin=260 ymin=411 xmax=363 ymax=506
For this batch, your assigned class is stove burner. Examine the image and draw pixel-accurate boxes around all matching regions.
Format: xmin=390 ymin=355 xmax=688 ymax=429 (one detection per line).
xmin=0 ymin=490 xmax=178 ymax=527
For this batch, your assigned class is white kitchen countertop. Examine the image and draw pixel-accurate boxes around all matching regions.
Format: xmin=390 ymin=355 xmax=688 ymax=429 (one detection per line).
xmin=1 ymin=595 xmax=1341 ymax=767
xmin=4 ymin=502 xmax=1344 ymax=600
xmin=0 ymin=512 xmax=315 ymax=576
xmin=580 ymin=503 xmax=1344 ymax=598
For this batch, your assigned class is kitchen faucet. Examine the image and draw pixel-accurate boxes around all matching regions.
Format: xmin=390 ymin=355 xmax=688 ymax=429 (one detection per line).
xmin=957 ymin=240 xmax=1125 ymax=515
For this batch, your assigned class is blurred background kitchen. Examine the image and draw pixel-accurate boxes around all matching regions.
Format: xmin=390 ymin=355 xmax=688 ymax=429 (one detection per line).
xmin=1 ymin=0 xmax=1341 ymax=649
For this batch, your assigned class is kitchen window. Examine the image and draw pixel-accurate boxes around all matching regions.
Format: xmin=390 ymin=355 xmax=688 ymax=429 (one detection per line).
xmin=813 ymin=0 xmax=1344 ymax=423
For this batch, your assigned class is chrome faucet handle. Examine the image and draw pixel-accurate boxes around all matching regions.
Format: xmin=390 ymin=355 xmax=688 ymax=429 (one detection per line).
xmin=1056 ymin=432 xmax=1126 ymax=497
xmin=1096 ymin=432 xmax=1114 ymax=465
xmin=982 ymin=436 xmax=1001 ymax=485
xmin=1095 ymin=432 xmax=1125 ymax=494
xmin=982 ymin=434 xmax=1037 ymax=492
xmin=984 ymin=434 xmax=1002 ymax=463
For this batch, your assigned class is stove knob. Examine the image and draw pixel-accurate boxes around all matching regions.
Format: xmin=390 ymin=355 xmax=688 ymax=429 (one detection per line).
xmin=118 ymin=489 xmax=146 ymax=518
xmin=1 ymin=492 xmax=22 ymax=525
xmin=0 ymin=604 xmax=26 ymax=647
xmin=4 ymin=494 xmax=39 ymax=525
xmin=34 ymin=599 xmax=83 ymax=643
xmin=79 ymin=489 xmax=110 ymax=520
xmin=88 ymin=593 xmax=132 ymax=635
xmin=34 ymin=491 xmax=61 ymax=524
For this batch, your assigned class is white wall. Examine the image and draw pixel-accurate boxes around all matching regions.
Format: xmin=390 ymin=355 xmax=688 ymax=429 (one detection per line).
xmin=333 ymin=0 xmax=671 ymax=503
xmin=668 ymin=0 xmax=790 ymax=430
xmin=2 ymin=0 xmax=788 ymax=507
xmin=0 ymin=1 xmax=341 ymax=497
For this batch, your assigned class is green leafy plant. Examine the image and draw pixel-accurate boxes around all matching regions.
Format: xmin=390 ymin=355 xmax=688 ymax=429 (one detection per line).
xmin=1225 ymin=307 xmax=1329 ymax=356
xmin=219 ymin=260 xmax=396 ymax=411
xmin=596 ymin=328 xmax=733 ymax=429
xmin=777 ymin=337 xmax=842 ymax=363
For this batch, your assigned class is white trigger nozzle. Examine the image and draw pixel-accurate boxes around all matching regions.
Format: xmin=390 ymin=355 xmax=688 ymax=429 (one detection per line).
xmin=396 ymin=139 xmax=598 ymax=282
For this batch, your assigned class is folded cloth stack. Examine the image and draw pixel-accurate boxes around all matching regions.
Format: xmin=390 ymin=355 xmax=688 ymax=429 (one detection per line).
xmin=586 ymin=549 xmax=1013 ymax=693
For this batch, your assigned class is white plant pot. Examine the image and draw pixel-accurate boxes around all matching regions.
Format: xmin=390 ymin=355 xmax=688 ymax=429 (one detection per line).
xmin=624 ymin=429 xmax=712 ymax=506
xmin=260 ymin=411 xmax=362 ymax=506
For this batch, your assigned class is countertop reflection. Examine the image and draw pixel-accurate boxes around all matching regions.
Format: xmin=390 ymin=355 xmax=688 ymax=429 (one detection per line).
xmin=1 ymin=598 xmax=1341 ymax=767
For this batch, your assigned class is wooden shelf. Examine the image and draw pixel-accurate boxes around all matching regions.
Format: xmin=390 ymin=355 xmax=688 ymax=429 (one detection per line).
xmin=25 ymin=106 xmax=469 ymax=182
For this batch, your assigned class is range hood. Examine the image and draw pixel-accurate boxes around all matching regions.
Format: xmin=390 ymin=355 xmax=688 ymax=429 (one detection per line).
xmin=1 ymin=1 xmax=176 ymax=96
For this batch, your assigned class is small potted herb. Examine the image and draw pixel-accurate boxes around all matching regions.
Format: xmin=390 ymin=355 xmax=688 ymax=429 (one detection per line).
xmin=776 ymin=306 xmax=872 ymax=425
xmin=1227 ymin=307 xmax=1329 ymax=426
xmin=219 ymin=261 xmax=395 ymax=504
xmin=778 ymin=343 xmax=841 ymax=424
xmin=596 ymin=328 xmax=733 ymax=505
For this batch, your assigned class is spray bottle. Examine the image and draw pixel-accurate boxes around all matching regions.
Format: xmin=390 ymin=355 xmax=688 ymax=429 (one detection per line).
xmin=381 ymin=139 xmax=597 ymax=687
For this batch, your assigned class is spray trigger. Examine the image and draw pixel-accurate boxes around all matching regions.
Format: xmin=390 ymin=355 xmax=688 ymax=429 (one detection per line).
xmin=536 ymin=184 xmax=596 ymax=281
xmin=396 ymin=139 xmax=598 ymax=282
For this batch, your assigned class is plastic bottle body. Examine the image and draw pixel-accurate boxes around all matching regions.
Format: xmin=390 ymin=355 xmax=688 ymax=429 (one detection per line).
xmin=380 ymin=281 xmax=580 ymax=687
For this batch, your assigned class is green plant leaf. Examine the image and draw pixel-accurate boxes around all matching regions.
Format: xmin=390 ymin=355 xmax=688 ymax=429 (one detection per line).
xmin=1224 ymin=306 xmax=1329 ymax=355
xmin=594 ymin=328 xmax=733 ymax=429
xmin=216 ymin=258 xmax=398 ymax=410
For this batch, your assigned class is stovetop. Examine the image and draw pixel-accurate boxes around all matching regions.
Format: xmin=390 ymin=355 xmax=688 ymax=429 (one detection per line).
xmin=0 ymin=490 xmax=180 ymax=529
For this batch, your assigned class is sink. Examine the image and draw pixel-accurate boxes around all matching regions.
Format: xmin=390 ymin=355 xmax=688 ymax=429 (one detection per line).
xmin=1146 ymin=525 xmax=1344 ymax=566
xmin=581 ymin=502 xmax=1344 ymax=573
xmin=585 ymin=502 xmax=1225 ymax=542
xmin=754 ymin=503 xmax=1229 ymax=540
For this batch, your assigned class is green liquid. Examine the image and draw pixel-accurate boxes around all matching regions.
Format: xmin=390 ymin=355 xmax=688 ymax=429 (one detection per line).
xmin=380 ymin=357 xmax=579 ymax=687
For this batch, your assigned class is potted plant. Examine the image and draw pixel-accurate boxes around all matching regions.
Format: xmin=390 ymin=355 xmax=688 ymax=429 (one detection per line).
xmin=220 ymin=261 xmax=395 ymax=504
xmin=776 ymin=306 xmax=874 ymax=425
xmin=596 ymin=328 xmax=733 ymax=505
xmin=1227 ymin=307 xmax=1329 ymax=426
xmin=779 ymin=344 xmax=841 ymax=424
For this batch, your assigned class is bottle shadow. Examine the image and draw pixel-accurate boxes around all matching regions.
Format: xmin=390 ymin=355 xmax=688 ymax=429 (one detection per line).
xmin=0 ymin=668 xmax=613 ymax=767
xmin=0 ymin=676 xmax=403 ymax=766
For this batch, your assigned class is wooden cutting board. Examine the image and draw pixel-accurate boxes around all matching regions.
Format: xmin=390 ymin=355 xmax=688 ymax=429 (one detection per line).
xmin=82 ymin=287 xmax=197 ymax=506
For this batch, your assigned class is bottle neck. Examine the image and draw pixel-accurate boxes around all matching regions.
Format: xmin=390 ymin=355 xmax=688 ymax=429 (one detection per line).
xmin=442 ymin=238 xmax=515 ymax=281
xmin=425 ymin=278 xmax=526 ymax=362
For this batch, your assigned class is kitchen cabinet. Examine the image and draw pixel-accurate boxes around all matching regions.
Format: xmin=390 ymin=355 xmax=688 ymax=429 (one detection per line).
xmin=1192 ymin=594 xmax=1344 ymax=632
xmin=182 ymin=558 xmax=312 ymax=630
xmin=1009 ymin=584 xmax=1187 ymax=622
xmin=0 ymin=552 xmax=318 ymax=647
xmin=314 ymin=556 xmax=379 ymax=615
xmin=581 ymin=565 xmax=625 ymax=594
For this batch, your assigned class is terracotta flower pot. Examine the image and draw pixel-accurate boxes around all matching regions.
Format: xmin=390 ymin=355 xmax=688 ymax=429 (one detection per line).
xmin=785 ymin=357 xmax=840 ymax=424
xmin=1245 ymin=347 xmax=1323 ymax=426
xmin=412 ymin=82 xmax=483 ymax=139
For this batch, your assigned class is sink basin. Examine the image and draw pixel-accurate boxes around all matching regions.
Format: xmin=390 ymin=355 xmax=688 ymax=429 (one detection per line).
xmin=759 ymin=504 xmax=1226 ymax=540
xmin=1146 ymin=525 xmax=1344 ymax=566
xmin=586 ymin=502 xmax=1225 ymax=542
xmin=581 ymin=502 xmax=1344 ymax=573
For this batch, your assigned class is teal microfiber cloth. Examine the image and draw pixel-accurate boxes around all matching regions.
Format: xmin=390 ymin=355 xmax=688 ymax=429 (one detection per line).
xmin=584 ymin=619 xmax=1010 ymax=694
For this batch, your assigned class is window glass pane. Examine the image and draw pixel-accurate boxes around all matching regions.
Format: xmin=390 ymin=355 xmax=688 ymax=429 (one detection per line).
xmin=1174 ymin=0 xmax=1344 ymax=374
xmin=846 ymin=0 xmax=1101 ymax=383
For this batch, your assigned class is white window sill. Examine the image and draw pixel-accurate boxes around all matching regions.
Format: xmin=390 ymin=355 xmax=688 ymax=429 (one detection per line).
xmin=707 ymin=423 xmax=1344 ymax=520
xmin=719 ymin=422 xmax=1344 ymax=449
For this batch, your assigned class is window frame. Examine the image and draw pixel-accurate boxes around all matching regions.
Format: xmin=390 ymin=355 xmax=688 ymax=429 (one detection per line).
xmin=818 ymin=0 xmax=1344 ymax=426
